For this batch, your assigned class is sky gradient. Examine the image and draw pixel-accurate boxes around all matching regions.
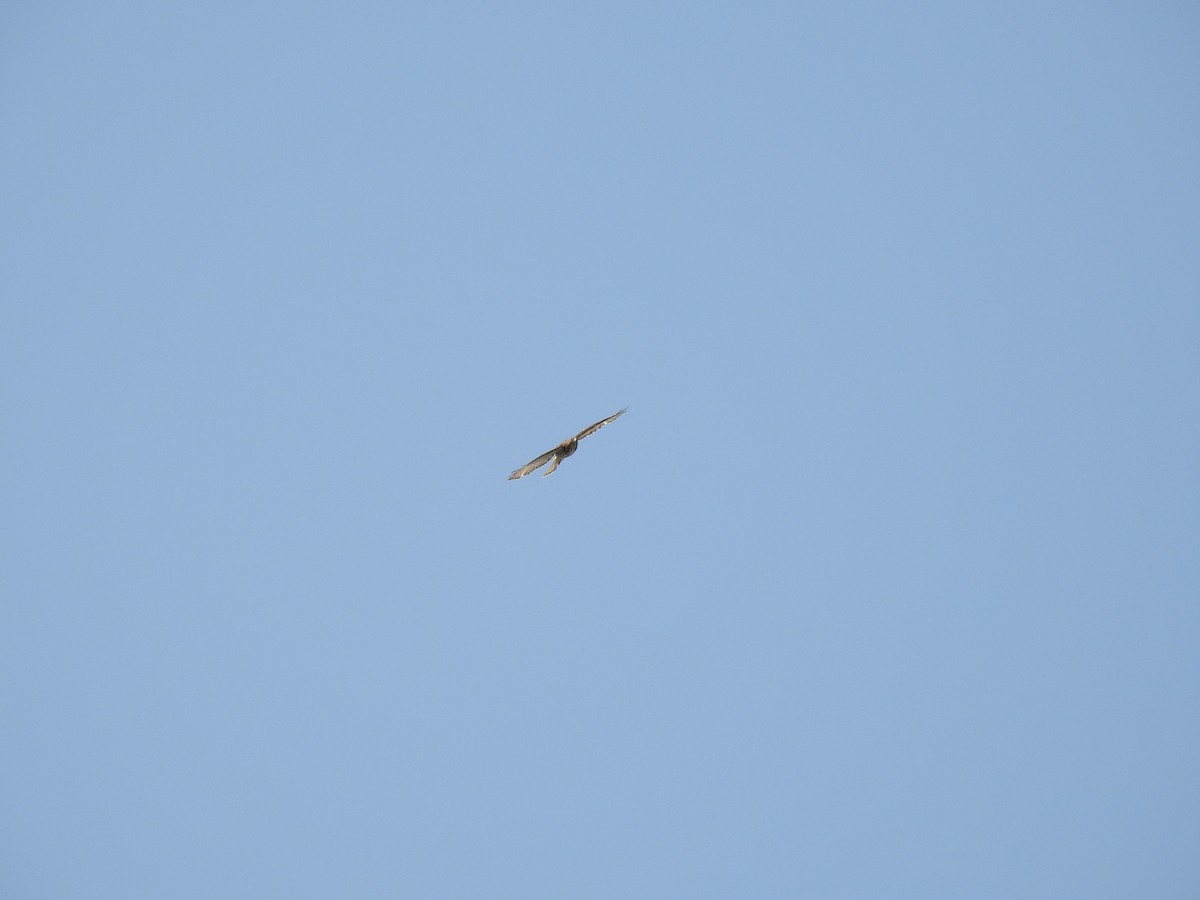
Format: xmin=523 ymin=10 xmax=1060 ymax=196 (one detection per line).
xmin=3 ymin=3 xmax=1198 ymax=897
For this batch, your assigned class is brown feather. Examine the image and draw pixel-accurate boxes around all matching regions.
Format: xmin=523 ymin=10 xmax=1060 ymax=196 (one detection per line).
xmin=507 ymin=408 xmax=627 ymax=480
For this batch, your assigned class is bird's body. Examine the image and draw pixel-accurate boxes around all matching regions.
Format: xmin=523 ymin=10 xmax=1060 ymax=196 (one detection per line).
xmin=508 ymin=408 xmax=626 ymax=480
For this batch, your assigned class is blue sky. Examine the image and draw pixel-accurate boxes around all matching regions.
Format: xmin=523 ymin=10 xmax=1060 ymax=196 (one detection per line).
xmin=2 ymin=2 xmax=1198 ymax=897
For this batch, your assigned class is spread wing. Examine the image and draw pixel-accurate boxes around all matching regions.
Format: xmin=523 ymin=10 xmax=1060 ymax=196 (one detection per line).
xmin=574 ymin=407 xmax=627 ymax=442
xmin=508 ymin=449 xmax=556 ymax=480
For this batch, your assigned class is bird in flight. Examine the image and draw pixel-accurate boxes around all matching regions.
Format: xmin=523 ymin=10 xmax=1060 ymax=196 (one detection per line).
xmin=508 ymin=408 xmax=628 ymax=480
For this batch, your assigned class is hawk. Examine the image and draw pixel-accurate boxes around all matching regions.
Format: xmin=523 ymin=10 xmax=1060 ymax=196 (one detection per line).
xmin=508 ymin=408 xmax=627 ymax=480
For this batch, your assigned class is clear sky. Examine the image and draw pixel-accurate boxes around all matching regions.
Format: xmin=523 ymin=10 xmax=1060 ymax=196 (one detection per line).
xmin=2 ymin=3 xmax=1198 ymax=897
